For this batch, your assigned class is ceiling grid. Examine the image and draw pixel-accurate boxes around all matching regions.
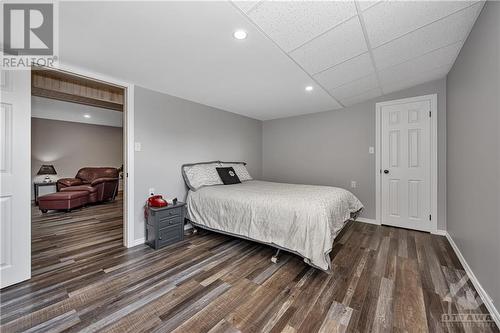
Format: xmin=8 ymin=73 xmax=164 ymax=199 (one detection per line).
xmin=234 ymin=0 xmax=484 ymax=107
xmin=59 ymin=1 xmax=485 ymax=119
xmin=230 ymin=0 xmax=346 ymax=108
xmin=353 ymin=0 xmax=386 ymax=96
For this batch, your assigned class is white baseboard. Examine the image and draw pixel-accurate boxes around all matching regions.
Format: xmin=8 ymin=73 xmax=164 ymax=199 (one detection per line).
xmin=444 ymin=231 xmax=500 ymax=328
xmin=356 ymin=217 xmax=380 ymax=225
xmin=130 ymin=237 xmax=145 ymax=247
xmin=431 ymin=229 xmax=447 ymax=236
xmin=184 ymin=223 xmax=193 ymax=231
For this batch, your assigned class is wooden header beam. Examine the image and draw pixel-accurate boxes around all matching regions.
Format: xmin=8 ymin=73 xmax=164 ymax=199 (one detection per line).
xmin=31 ymin=68 xmax=124 ymax=112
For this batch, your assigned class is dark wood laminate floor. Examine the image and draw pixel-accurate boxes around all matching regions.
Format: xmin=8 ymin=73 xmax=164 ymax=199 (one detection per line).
xmin=0 ymin=196 xmax=497 ymax=333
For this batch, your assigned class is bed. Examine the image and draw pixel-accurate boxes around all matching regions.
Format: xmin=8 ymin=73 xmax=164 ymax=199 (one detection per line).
xmin=183 ymin=161 xmax=363 ymax=271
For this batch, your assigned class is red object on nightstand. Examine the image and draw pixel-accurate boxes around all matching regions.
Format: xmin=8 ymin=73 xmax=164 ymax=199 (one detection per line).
xmin=148 ymin=195 xmax=168 ymax=208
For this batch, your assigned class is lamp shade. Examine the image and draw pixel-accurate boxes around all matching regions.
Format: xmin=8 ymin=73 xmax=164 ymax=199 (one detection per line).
xmin=37 ymin=165 xmax=57 ymax=175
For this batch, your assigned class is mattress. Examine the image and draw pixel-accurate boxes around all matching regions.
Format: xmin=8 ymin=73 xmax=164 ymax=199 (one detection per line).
xmin=186 ymin=180 xmax=363 ymax=271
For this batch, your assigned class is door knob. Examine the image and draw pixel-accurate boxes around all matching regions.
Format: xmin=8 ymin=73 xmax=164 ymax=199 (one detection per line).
xmin=384 ymin=169 xmax=389 ymax=174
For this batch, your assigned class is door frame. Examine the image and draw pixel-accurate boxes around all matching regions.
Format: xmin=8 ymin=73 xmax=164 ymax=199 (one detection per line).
xmin=375 ymin=94 xmax=438 ymax=233
xmin=47 ymin=63 xmax=136 ymax=248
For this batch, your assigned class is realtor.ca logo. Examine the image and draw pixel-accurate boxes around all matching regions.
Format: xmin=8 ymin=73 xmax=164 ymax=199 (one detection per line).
xmin=2 ymin=2 xmax=58 ymax=69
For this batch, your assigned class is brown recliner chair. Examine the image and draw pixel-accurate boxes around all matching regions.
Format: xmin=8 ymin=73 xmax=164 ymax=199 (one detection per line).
xmin=57 ymin=167 xmax=119 ymax=203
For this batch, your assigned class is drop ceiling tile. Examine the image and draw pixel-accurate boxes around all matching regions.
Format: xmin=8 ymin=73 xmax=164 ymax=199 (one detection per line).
xmin=325 ymin=99 xmax=344 ymax=111
xmin=363 ymin=1 xmax=477 ymax=47
xmin=290 ymin=17 xmax=368 ymax=74
xmin=314 ymin=53 xmax=375 ymax=91
xmin=378 ymin=42 xmax=461 ymax=86
xmin=383 ymin=65 xmax=450 ymax=94
xmin=340 ymin=87 xmax=383 ymax=106
xmin=330 ymin=73 xmax=379 ymax=100
xmin=247 ymin=1 xmax=357 ymax=52
xmin=357 ymin=1 xmax=381 ymax=12
xmin=232 ymin=1 xmax=260 ymax=14
xmin=373 ymin=3 xmax=483 ymax=70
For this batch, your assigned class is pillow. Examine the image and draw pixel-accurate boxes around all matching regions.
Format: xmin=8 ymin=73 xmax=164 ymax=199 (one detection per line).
xmin=216 ymin=167 xmax=241 ymax=185
xmin=182 ymin=161 xmax=222 ymax=191
xmin=219 ymin=162 xmax=253 ymax=181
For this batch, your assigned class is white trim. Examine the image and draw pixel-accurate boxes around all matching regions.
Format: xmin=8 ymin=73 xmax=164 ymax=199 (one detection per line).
xmin=130 ymin=237 xmax=145 ymax=247
xmin=444 ymin=231 xmax=500 ymax=327
xmin=375 ymin=94 xmax=438 ymax=233
xmin=375 ymin=100 xmax=382 ymax=229
xmin=356 ymin=217 xmax=380 ymax=225
xmin=430 ymin=94 xmax=438 ymax=233
xmin=124 ymin=85 xmax=135 ymax=248
xmin=431 ymin=229 xmax=447 ymax=236
xmin=49 ymin=63 xmax=136 ymax=248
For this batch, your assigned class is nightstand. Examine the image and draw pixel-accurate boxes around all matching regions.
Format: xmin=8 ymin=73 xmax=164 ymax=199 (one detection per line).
xmin=34 ymin=181 xmax=57 ymax=205
xmin=146 ymin=202 xmax=186 ymax=249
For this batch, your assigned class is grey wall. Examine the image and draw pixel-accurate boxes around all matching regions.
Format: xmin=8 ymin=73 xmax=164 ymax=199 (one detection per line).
xmin=447 ymin=2 xmax=499 ymax=310
xmin=263 ymin=78 xmax=447 ymax=228
xmin=31 ymin=118 xmax=123 ymax=199
xmin=134 ymin=86 xmax=263 ymax=239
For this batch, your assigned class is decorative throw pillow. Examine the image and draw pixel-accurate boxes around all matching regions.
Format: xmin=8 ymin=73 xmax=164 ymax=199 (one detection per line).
xmin=182 ymin=162 xmax=223 ymax=191
xmin=216 ymin=167 xmax=241 ymax=185
xmin=219 ymin=162 xmax=253 ymax=181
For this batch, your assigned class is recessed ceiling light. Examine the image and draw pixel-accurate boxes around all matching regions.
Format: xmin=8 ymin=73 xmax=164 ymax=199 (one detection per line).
xmin=233 ymin=30 xmax=247 ymax=40
xmin=83 ymin=114 xmax=91 ymax=118
xmin=305 ymin=86 xmax=314 ymax=92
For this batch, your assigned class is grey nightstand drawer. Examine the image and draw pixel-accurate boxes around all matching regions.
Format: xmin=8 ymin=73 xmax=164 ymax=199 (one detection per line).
xmin=156 ymin=208 xmax=182 ymax=219
xmin=158 ymin=224 xmax=183 ymax=247
xmin=158 ymin=216 xmax=183 ymax=229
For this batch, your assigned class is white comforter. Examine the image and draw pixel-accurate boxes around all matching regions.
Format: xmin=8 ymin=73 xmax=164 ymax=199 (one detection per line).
xmin=186 ymin=180 xmax=363 ymax=271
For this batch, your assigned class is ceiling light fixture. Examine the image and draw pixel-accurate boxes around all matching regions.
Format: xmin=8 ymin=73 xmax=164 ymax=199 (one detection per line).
xmin=233 ymin=30 xmax=247 ymax=40
xmin=305 ymin=86 xmax=314 ymax=92
xmin=83 ymin=114 xmax=91 ymax=118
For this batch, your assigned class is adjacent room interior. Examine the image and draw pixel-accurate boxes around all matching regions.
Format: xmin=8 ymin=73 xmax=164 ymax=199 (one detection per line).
xmin=29 ymin=68 xmax=125 ymax=273
xmin=0 ymin=1 xmax=498 ymax=332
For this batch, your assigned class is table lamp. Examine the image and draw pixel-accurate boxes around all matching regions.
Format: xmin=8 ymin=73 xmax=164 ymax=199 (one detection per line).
xmin=37 ymin=165 xmax=57 ymax=183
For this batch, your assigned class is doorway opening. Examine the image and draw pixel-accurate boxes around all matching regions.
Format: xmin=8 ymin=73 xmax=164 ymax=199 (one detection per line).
xmin=29 ymin=67 xmax=131 ymax=279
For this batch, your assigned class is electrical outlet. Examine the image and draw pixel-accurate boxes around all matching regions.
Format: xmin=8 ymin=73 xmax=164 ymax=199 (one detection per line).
xmin=369 ymin=146 xmax=375 ymax=154
xmin=351 ymin=181 xmax=357 ymax=188
xmin=134 ymin=142 xmax=142 ymax=152
xmin=149 ymin=188 xmax=155 ymax=195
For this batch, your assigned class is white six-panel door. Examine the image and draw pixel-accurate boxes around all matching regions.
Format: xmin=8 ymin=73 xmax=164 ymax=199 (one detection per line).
xmin=379 ymin=97 xmax=432 ymax=232
xmin=0 ymin=69 xmax=31 ymax=288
